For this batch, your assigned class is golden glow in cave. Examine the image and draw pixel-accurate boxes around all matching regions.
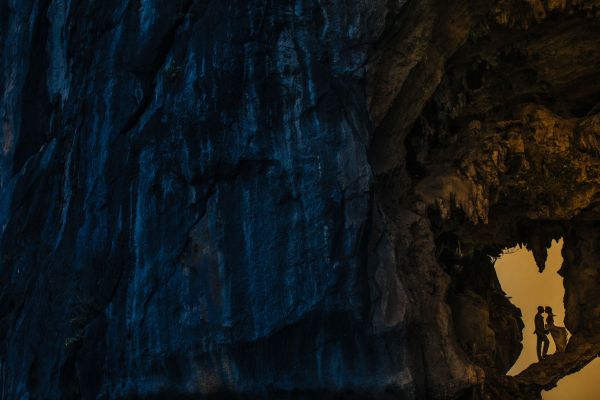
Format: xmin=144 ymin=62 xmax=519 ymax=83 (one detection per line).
xmin=495 ymin=239 xmax=600 ymax=400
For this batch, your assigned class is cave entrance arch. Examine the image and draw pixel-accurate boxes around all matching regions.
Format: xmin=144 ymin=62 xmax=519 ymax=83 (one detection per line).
xmin=366 ymin=2 xmax=600 ymax=398
xmin=430 ymin=216 xmax=600 ymax=399
xmin=494 ymin=239 xmax=567 ymax=376
xmin=494 ymin=239 xmax=600 ymax=399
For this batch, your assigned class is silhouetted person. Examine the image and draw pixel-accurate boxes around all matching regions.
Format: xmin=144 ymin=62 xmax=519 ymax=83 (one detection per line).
xmin=545 ymin=306 xmax=568 ymax=352
xmin=535 ymin=306 xmax=549 ymax=360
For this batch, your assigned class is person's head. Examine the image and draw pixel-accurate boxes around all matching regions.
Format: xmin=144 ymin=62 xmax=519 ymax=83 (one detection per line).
xmin=537 ymin=306 xmax=544 ymax=313
xmin=545 ymin=306 xmax=553 ymax=314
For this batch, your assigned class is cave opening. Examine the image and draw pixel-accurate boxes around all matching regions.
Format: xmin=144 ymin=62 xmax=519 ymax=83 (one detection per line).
xmin=494 ymin=239 xmax=600 ymax=400
xmin=495 ymin=239 xmax=567 ymax=376
xmin=432 ymin=220 xmax=600 ymax=398
xmin=494 ymin=239 xmax=565 ymax=376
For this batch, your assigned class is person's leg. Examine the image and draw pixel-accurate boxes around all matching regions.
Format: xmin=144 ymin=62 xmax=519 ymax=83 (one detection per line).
xmin=542 ymin=335 xmax=550 ymax=358
xmin=536 ymin=334 xmax=543 ymax=361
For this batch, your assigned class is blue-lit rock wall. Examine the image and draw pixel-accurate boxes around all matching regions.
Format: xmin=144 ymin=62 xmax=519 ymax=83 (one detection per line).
xmin=0 ymin=1 xmax=423 ymax=398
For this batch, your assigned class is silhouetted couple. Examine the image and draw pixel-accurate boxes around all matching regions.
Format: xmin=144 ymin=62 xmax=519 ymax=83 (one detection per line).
xmin=534 ymin=305 xmax=568 ymax=360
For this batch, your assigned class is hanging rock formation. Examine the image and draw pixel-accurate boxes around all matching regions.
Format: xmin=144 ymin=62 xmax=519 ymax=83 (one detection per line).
xmin=1 ymin=1 xmax=600 ymax=399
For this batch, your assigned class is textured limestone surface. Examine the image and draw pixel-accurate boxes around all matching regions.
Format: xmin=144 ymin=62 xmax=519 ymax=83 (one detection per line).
xmin=368 ymin=1 xmax=600 ymax=398
xmin=1 ymin=0 xmax=600 ymax=399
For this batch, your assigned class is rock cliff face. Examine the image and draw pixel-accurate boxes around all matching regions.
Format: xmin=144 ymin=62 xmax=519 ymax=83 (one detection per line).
xmin=1 ymin=0 xmax=600 ymax=399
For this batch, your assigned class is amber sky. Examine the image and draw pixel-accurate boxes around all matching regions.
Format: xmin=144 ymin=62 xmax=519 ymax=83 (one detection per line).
xmin=495 ymin=239 xmax=600 ymax=400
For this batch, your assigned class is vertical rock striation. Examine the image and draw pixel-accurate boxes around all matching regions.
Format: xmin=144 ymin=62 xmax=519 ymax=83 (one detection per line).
xmin=0 ymin=1 xmax=399 ymax=398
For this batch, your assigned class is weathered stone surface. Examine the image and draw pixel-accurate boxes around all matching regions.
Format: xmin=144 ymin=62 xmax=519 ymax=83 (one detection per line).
xmin=1 ymin=1 xmax=600 ymax=399
xmin=0 ymin=1 xmax=389 ymax=398
xmin=367 ymin=0 xmax=600 ymax=398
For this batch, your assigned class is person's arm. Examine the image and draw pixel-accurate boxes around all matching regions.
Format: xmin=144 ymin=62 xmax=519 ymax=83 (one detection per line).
xmin=534 ymin=315 xmax=543 ymax=333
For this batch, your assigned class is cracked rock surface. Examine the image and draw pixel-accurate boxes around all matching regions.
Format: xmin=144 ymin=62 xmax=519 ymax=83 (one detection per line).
xmin=1 ymin=0 xmax=600 ymax=399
